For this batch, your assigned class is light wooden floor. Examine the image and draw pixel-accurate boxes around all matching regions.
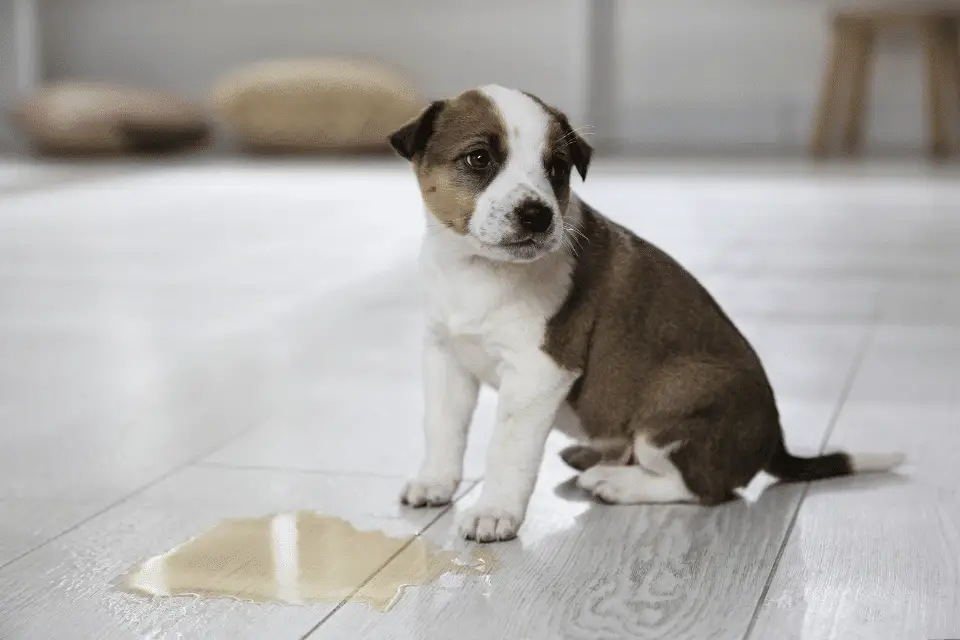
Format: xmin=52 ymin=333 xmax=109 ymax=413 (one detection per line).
xmin=0 ymin=158 xmax=958 ymax=640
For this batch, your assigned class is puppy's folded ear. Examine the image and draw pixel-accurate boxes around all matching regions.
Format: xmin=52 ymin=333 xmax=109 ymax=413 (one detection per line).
xmin=388 ymin=100 xmax=445 ymax=161
xmin=559 ymin=116 xmax=593 ymax=181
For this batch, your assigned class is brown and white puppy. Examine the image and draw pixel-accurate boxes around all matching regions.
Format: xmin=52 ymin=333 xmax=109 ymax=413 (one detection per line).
xmin=389 ymin=85 xmax=904 ymax=543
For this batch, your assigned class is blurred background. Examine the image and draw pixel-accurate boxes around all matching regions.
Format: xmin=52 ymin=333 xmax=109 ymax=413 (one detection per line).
xmin=2 ymin=0 xmax=958 ymax=158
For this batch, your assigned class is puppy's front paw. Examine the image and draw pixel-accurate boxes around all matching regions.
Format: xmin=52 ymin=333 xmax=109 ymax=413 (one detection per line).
xmin=458 ymin=505 xmax=520 ymax=542
xmin=400 ymin=476 xmax=459 ymax=508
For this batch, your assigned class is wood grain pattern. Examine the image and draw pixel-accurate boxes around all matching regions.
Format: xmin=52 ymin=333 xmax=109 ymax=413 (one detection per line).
xmin=840 ymin=20 xmax=875 ymax=155
xmin=313 ymin=402 xmax=837 ymax=640
xmin=0 ymin=330 xmax=298 ymax=566
xmin=739 ymin=323 xmax=869 ymax=404
xmin=846 ymin=326 xmax=960 ymax=405
xmin=749 ymin=404 xmax=960 ymax=640
xmin=3 ymin=163 xmax=960 ymax=639
xmin=202 ymin=265 xmax=499 ymax=480
xmin=0 ymin=465 xmax=460 ymax=640
xmin=922 ymin=19 xmax=951 ymax=158
xmin=0 ymin=166 xmax=425 ymax=565
xmin=879 ymin=280 xmax=960 ymax=327
xmin=946 ymin=18 xmax=960 ymax=140
xmin=812 ymin=17 xmax=856 ymax=157
xmin=707 ymin=274 xmax=882 ymax=322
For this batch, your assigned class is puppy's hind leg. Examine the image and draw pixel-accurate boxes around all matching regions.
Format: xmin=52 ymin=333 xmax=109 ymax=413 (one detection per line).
xmin=577 ymin=464 xmax=696 ymax=504
xmin=559 ymin=445 xmax=602 ymax=472
xmin=558 ymin=437 xmax=633 ymax=472
xmin=576 ymin=437 xmax=696 ymax=504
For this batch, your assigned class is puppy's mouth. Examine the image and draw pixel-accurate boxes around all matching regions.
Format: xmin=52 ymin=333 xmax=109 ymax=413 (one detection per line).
xmin=470 ymin=231 xmax=559 ymax=262
xmin=490 ymin=233 xmax=560 ymax=262
xmin=500 ymin=237 xmax=539 ymax=248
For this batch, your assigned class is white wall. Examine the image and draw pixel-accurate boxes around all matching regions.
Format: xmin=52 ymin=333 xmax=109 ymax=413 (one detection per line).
xmin=615 ymin=0 xmax=928 ymax=151
xmin=39 ymin=0 xmax=590 ymax=123
xmin=34 ymin=0 xmax=938 ymax=153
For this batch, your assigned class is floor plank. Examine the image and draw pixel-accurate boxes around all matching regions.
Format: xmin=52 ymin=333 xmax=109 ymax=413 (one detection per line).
xmin=0 ymin=166 xmax=424 ymax=564
xmin=2 ymin=161 xmax=959 ymax=638
xmin=312 ymin=401 xmax=836 ymax=640
xmin=743 ymin=322 xmax=869 ymax=404
xmin=879 ymin=280 xmax=960 ymax=326
xmin=846 ymin=326 xmax=960 ymax=405
xmin=707 ymin=274 xmax=882 ymax=323
xmin=202 ymin=263 xmax=497 ymax=479
xmin=0 ymin=465 xmax=460 ymax=640
xmin=748 ymin=403 xmax=960 ymax=640
xmin=0 ymin=329 xmax=273 ymax=566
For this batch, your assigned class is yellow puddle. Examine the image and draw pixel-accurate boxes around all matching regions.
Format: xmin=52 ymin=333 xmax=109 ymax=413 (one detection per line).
xmin=120 ymin=512 xmax=495 ymax=611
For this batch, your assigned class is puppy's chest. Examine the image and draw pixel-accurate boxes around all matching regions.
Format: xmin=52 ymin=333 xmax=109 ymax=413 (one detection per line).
xmin=421 ymin=254 xmax=571 ymax=386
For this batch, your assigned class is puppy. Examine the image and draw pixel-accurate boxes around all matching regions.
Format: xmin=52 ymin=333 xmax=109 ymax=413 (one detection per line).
xmin=389 ymin=85 xmax=904 ymax=543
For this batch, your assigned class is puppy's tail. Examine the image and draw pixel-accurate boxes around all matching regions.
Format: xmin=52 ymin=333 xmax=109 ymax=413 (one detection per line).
xmin=766 ymin=441 xmax=905 ymax=483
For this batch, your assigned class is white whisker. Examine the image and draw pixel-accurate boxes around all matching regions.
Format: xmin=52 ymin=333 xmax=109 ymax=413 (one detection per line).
xmin=559 ymin=125 xmax=596 ymax=144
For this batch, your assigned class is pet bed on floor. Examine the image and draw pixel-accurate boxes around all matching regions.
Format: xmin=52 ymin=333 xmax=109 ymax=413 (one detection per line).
xmin=11 ymin=82 xmax=210 ymax=155
xmin=210 ymin=58 xmax=422 ymax=153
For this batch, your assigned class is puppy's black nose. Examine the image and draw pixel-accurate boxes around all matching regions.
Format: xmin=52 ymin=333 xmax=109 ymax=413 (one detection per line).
xmin=515 ymin=201 xmax=554 ymax=234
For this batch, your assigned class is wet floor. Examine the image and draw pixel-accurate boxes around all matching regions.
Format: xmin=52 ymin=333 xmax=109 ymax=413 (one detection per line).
xmin=121 ymin=512 xmax=495 ymax=611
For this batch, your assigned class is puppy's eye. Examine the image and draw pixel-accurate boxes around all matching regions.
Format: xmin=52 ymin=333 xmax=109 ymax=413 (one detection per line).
xmin=464 ymin=149 xmax=492 ymax=170
xmin=548 ymin=159 xmax=571 ymax=182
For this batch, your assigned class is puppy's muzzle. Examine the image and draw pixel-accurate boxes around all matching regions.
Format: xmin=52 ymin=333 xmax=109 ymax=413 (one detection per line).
xmin=514 ymin=200 xmax=554 ymax=235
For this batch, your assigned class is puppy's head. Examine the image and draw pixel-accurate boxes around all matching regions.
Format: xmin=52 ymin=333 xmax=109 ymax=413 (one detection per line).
xmin=389 ymin=85 xmax=592 ymax=263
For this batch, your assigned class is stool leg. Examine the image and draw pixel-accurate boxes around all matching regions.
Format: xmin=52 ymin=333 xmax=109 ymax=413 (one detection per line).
xmin=841 ymin=19 xmax=876 ymax=155
xmin=812 ymin=18 xmax=854 ymax=157
xmin=942 ymin=17 xmax=960 ymax=150
xmin=921 ymin=19 xmax=950 ymax=159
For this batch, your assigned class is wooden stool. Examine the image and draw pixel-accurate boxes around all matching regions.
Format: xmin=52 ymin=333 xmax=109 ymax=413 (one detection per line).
xmin=811 ymin=9 xmax=960 ymax=158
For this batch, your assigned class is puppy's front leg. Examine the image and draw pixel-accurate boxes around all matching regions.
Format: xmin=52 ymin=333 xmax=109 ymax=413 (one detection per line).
xmin=460 ymin=351 xmax=576 ymax=542
xmin=401 ymin=334 xmax=479 ymax=508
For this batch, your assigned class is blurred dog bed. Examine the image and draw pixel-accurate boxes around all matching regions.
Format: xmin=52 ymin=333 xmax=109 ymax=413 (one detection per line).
xmin=11 ymin=82 xmax=210 ymax=156
xmin=210 ymin=58 xmax=422 ymax=153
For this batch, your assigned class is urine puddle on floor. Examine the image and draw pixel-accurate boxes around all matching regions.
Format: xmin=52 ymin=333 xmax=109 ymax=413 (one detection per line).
xmin=120 ymin=512 xmax=495 ymax=611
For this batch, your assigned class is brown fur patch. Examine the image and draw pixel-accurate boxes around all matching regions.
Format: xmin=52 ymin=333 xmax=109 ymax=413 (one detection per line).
xmin=390 ymin=88 xmax=593 ymax=234
xmin=388 ymin=87 xmax=856 ymax=506
xmin=521 ymin=91 xmax=593 ymax=183
xmin=412 ymin=91 xmax=508 ymax=234
xmin=559 ymin=438 xmax=634 ymax=471
xmin=543 ymin=118 xmax=575 ymax=217
xmin=543 ymin=203 xmax=787 ymax=505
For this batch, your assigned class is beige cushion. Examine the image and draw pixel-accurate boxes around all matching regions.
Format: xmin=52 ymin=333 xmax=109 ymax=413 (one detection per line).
xmin=11 ymin=82 xmax=210 ymax=154
xmin=211 ymin=58 xmax=423 ymax=152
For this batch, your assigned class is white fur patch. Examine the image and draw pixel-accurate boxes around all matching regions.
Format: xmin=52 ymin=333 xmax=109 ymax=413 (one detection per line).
xmin=632 ymin=434 xmax=683 ymax=476
xmin=405 ymin=86 xmax=584 ymax=541
xmin=425 ymin=249 xmax=576 ymax=540
xmin=574 ymin=435 xmax=697 ymax=505
xmin=577 ymin=465 xmax=696 ymax=505
xmin=466 ymin=85 xmax=564 ymax=254
xmin=566 ymin=435 xmax=696 ymax=505
xmin=411 ymin=170 xmax=578 ymax=541
xmin=851 ymin=452 xmax=906 ymax=473
xmin=400 ymin=332 xmax=480 ymax=508
xmin=735 ymin=471 xmax=779 ymax=504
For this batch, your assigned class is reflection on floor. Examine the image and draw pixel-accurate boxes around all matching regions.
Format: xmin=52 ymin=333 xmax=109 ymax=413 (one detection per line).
xmin=0 ymin=158 xmax=958 ymax=640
